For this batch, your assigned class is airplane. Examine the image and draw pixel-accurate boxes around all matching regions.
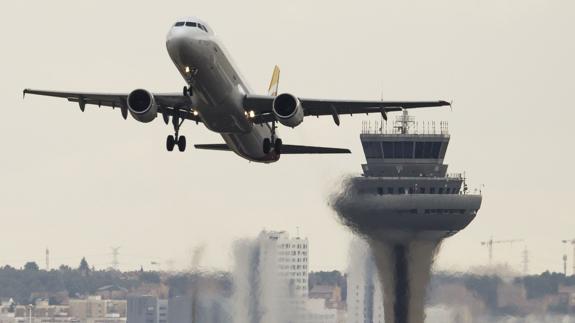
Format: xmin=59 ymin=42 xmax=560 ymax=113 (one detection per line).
xmin=23 ymin=17 xmax=450 ymax=163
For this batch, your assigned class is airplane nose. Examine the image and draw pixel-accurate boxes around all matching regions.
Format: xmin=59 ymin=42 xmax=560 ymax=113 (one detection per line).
xmin=166 ymin=28 xmax=186 ymax=46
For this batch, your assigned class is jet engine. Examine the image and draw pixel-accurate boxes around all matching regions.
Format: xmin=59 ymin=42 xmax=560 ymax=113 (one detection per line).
xmin=127 ymin=89 xmax=157 ymax=123
xmin=272 ymin=93 xmax=304 ymax=127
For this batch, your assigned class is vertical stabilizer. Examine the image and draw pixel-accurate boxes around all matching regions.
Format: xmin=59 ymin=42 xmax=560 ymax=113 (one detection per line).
xmin=267 ymin=65 xmax=280 ymax=96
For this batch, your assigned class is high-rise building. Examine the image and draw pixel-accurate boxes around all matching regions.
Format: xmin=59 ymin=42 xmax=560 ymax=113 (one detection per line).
xmin=232 ymin=230 xmax=309 ymax=323
xmin=258 ymin=230 xmax=309 ymax=298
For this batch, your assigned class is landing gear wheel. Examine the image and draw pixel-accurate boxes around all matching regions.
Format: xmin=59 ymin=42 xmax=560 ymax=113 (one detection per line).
xmin=178 ymin=136 xmax=187 ymax=152
xmin=263 ymin=138 xmax=271 ymax=154
xmin=166 ymin=135 xmax=175 ymax=152
xmin=183 ymin=86 xmax=193 ymax=97
xmin=274 ymin=138 xmax=283 ymax=154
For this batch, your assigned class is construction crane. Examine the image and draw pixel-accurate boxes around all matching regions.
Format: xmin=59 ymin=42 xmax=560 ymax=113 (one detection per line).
xmin=480 ymin=237 xmax=524 ymax=265
xmin=562 ymin=239 xmax=575 ymax=276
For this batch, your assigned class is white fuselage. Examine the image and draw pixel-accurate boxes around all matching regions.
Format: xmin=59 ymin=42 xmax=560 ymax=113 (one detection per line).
xmin=166 ymin=19 xmax=278 ymax=163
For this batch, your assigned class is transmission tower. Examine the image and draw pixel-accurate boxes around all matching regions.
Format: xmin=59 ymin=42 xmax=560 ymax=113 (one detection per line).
xmin=111 ymin=247 xmax=121 ymax=270
xmin=522 ymin=246 xmax=529 ymax=276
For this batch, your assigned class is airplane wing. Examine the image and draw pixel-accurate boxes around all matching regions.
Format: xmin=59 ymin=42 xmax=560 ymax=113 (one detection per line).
xmin=244 ymin=94 xmax=450 ymax=124
xmin=22 ymin=89 xmax=202 ymax=122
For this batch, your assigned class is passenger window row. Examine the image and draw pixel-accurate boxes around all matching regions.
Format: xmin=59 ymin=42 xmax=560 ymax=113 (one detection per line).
xmin=376 ymin=187 xmax=458 ymax=195
xmin=174 ymin=21 xmax=209 ymax=32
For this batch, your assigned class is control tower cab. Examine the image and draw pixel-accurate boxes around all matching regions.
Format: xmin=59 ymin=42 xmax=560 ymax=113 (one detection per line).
xmin=334 ymin=111 xmax=482 ymax=242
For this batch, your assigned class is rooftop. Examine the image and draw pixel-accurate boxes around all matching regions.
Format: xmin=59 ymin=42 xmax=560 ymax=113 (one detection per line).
xmin=361 ymin=110 xmax=449 ymax=137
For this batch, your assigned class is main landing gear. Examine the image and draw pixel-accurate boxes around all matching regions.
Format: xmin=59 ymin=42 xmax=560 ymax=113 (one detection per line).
xmin=263 ymin=121 xmax=283 ymax=154
xmin=183 ymin=86 xmax=193 ymax=97
xmin=167 ymin=115 xmax=186 ymax=152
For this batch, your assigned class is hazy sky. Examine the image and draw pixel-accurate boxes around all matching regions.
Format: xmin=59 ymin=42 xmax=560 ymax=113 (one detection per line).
xmin=1 ymin=0 xmax=574 ymax=274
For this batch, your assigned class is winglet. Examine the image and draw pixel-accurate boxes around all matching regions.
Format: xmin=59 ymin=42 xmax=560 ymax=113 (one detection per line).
xmin=267 ymin=65 xmax=280 ymax=96
xmin=23 ymin=89 xmax=28 ymax=99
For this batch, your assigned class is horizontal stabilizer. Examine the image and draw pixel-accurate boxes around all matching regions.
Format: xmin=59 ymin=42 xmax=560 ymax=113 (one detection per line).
xmin=194 ymin=143 xmax=350 ymax=154
xmin=194 ymin=144 xmax=231 ymax=151
xmin=281 ymin=145 xmax=351 ymax=154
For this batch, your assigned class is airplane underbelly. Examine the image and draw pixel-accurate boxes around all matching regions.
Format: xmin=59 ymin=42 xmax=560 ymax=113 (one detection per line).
xmin=222 ymin=125 xmax=278 ymax=163
xmin=193 ymin=42 xmax=252 ymax=133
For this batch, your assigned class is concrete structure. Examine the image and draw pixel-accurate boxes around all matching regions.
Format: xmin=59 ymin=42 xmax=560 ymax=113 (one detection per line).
xmin=303 ymin=298 xmax=339 ymax=323
xmin=0 ymin=296 xmax=127 ymax=323
xmin=69 ymin=296 xmax=127 ymax=321
xmin=309 ymin=285 xmax=343 ymax=310
xmin=127 ymin=296 xmax=167 ymax=323
xmin=332 ymin=113 xmax=482 ymax=323
xmin=346 ymin=240 xmax=384 ymax=323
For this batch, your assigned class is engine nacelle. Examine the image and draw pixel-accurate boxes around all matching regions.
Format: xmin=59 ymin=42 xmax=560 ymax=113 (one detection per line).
xmin=127 ymin=89 xmax=158 ymax=123
xmin=272 ymin=93 xmax=304 ymax=127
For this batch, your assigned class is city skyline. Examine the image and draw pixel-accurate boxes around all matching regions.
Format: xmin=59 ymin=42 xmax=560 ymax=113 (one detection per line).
xmin=1 ymin=0 xmax=574 ymax=275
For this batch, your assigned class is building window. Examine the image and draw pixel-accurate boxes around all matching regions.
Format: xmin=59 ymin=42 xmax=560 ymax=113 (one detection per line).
xmin=377 ymin=187 xmax=384 ymax=195
xmin=362 ymin=141 xmax=383 ymax=159
xmin=382 ymin=142 xmax=393 ymax=158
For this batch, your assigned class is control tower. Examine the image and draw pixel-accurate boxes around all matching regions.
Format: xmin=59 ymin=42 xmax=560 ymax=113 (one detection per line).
xmin=331 ymin=112 xmax=482 ymax=323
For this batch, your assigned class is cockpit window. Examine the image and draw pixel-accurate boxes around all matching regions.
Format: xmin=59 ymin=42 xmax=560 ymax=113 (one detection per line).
xmin=198 ymin=24 xmax=208 ymax=32
xmin=174 ymin=22 xmax=185 ymax=27
xmin=185 ymin=22 xmax=197 ymax=27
